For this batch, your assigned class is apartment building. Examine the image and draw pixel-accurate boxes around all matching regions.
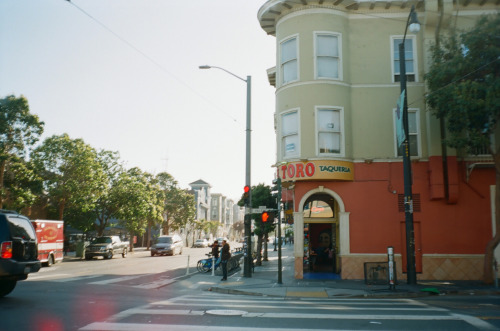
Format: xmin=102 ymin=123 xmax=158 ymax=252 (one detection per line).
xmin=258 ymin=0 xmax=497 ymax=280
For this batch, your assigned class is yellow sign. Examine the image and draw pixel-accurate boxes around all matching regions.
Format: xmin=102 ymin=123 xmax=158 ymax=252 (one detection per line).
xmin=278 ymin=160 xmax=354 ymax=181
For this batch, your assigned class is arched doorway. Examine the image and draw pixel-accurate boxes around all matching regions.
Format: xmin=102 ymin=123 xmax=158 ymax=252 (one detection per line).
xmin=302 ymin=192 xmax=340 ymax=279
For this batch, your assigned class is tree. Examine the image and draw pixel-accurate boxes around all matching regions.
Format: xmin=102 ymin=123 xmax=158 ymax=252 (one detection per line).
xmin=1 ymin=157 xmax=42 ymax=213
xmin=0 ymin=95 xmax=44 ymax=209
xmin=92 ymin=150 xmax=124 ymax=236
xmin=114 ymin=168 xmax=164 ymax=252
xmin=239 ymin=183 xmax=277 ymax=266
xmin=165 ymin=189 xmax=196 ymax=234
xmin=31 ymin=134 xmax=106 ymax=221
xmin=157 ymin=172 xmax=195 ymax=236
xmin=425 ymin=13 xmax=500 ymax=284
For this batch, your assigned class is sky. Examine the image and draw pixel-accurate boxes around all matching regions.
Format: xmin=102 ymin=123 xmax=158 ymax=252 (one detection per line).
xmin=0 ymin=0 xmax=277 ymax=202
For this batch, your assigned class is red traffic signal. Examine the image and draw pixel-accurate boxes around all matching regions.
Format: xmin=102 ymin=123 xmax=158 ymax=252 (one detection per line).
xmin=261 ymin=211 xmax=270 ymax=223
xmin=243 ymin=185 xmax=250 ymax=205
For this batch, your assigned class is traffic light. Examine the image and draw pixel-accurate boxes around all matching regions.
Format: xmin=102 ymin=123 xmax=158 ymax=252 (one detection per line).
xmin=261 ymin=211 xmax=271 ymax=223
xmin=243 ymin=185 xmax=250 ymax=205
xmin=271 ymin=178 xmax=282 ymax=203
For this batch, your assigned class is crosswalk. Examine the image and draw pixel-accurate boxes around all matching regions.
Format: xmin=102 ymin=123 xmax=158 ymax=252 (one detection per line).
xmin=27 ymin=267 xmax=182 ymax=289
xmin=78 ymin=293 xmax=497 ymax=331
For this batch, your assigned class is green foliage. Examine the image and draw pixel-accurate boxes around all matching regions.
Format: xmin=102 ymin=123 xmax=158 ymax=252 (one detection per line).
xmin=1 ymin=156 xmax=42 ymax=212
xmin=31 ymin=134 xmax=107 ymax=220
xmin=156 ymin=172 xmax=195 ymax=234
xmin=92 ymin=150 xmax=124 ymax=235
xmin=114 ymin=168 xmax=164 ymax=237
xmin=0 ymin=95 xmax=44 ymax=209
xmin=425 ymin=13 xmax=500 ymax=154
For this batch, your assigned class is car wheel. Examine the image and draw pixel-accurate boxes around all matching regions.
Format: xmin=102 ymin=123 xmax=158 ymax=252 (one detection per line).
xmin=122 ymin=248 xmax=127 ymax=258
xmin=47 ymin=254 xmax=54 ymax=267
xmin=151 ymin=252 xmax=155 ymax=257
xmin=0 ymin=280 xmax=17 ymax=297
xmin=105 ymin=250 xmax=113 ymax=259
xmin=85 ymin=255 xmax=92 ymax=260
xmin=179 ymin=248 xmax=183 ymax=255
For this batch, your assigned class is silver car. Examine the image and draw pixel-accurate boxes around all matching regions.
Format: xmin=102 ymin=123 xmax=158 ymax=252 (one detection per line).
xmin=151 ymin=235 xmax=183 ymax=256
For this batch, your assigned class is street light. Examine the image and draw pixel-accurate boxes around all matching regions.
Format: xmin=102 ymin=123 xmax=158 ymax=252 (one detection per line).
xmin=199 ymin=65 xmax=253 ymax=278
xmin=399 ymin=5 xmax=420 ymax=285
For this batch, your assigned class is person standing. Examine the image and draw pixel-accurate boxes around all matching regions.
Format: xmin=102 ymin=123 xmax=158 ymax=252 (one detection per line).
xmin=220 ymin=240 xmax=231 ymax=281
xmin=211 ymin=240 xmax=219 ymax=262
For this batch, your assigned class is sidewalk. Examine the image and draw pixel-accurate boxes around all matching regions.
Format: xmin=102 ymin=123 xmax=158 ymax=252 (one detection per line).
xmin=191 ymin=244 xmax=500 ymax=299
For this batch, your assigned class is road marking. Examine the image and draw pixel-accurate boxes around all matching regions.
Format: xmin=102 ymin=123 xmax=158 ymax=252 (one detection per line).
xmin=27 ymin=273 xmax=71 ymax=280
xmin=132 ymin=279 xmax=175 ymax=289
xmin=452 ymin=313 xmax=498 ymax=330
xmin=56 ymin=275 xmax=105 ymax=282
xmin=89 ymin=275 xmax=144 ymax=285
xmin=80 ymin=323 xmax=333 ymax=331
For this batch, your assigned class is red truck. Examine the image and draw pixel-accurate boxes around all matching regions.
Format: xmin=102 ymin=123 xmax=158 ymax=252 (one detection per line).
xmin=31 ymin=220 xmax=64 ymax=267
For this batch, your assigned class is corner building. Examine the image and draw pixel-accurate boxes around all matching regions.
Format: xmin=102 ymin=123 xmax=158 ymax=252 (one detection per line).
xmin=258 ymin=0 xmax=497 ymax=281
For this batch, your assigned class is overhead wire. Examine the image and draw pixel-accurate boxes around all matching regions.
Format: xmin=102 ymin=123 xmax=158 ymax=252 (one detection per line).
xmin=64 ymin=0 xmax=242 ymax=127
xmin=65 ymin=0 xmax=497 ymax=121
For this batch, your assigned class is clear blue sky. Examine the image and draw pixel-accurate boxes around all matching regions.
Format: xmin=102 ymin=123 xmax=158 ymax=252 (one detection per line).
xmin=0 ymin=0 xmax=277 ymax=201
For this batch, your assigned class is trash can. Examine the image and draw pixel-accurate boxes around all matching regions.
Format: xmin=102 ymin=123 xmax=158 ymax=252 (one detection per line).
xmin=76 ymin=240 xmax=86 ymax=258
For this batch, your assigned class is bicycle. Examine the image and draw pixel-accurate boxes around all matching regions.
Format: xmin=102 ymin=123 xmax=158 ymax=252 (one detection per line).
xmin=197 ymin=253 xmax=221 ymax=273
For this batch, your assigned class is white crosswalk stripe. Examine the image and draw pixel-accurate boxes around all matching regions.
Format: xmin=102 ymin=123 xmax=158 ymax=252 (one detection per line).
xmin=78 ymin=293 xmax=497 ymax=330
xmin=27 ymin=272 xmax=179 ymax=289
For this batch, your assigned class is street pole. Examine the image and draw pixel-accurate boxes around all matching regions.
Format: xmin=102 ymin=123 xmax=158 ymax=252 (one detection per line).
xmin=399 ymin=6 xmax=419 ymax=285
xmin=277 ymin=197 xmax=282 ymax=284
xmin=244 ymin=75 xmax=252 ymax=278
xmin=198 ymin=65 xmax=252 ymax=278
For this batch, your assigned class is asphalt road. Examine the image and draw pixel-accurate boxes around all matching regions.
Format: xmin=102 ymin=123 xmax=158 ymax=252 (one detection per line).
xmin=1 ymin=246 xmax=499 ymax=331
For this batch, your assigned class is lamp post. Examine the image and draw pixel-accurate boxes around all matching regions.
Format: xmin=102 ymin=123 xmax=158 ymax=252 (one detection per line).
xmin=199 ymin=65 xmax=253 ymax=278
xmin=399 ymin=6 xmax=420 ymax=285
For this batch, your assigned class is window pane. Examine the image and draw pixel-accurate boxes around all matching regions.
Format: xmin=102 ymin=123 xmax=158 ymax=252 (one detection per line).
xmin=281 ymin=38 xmax=296 ymax=63
xmin=408 ymin=112 xmax=417 ymax=134
xmin=317 ymin=57 xmax=338 ymax=78
xmin=282 ymin=112 xmax=298 ymax=135
xmin=283 ymin=135 xmax=299 ymax=157
xmin=394 ymin=38 xmax=414 ymax=75
xmin=319 ymin=132 xmax=340 ymax=154
xmin=409 ymin=135 xmax=418 ymax=156
xmin=317 ymin=35 xmax=338 ymax=56
xmin=283 ymin=60 xmax=297 ymax=83
xmin=318 ymin=109 xmax=340 ymax=132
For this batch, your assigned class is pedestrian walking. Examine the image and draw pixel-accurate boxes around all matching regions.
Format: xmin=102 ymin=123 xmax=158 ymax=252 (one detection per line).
xmin=220 ymin=240 xmax=231 ymax=281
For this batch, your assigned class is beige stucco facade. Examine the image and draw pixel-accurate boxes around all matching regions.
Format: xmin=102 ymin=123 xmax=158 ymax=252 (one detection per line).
xmin=259 ymin=0 xmax=498 ymax=281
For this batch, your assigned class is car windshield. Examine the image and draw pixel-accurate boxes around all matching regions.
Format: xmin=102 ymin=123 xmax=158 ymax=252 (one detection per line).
xmin=93 ymin=237 xmax=112 ymax=244
xmin=157 ymin=237 xmax=172 ymax=244
xmin=196 ymin=239 xmax=204 ymax=242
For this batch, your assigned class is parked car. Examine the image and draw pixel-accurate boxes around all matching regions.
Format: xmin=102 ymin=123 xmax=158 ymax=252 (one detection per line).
xmin=85 ymin=236 xmax=128 ymax=260
xmin=0 ymin=210 xmax=41 ymax=297
xmin=193 ymin=239 xmax=208 ymax=248
xmin=151 ymin=235 xmax=183 ymax=256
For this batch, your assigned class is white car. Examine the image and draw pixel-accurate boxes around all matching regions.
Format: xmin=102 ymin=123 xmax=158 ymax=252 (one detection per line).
xmin=193 ymin=239 xmax=209 ymax=248
xmin=151 ymin=235 xmax=183 ymax=256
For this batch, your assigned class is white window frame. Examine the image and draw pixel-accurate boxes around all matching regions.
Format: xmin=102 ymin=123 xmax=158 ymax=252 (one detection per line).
xmin=281 ymin=109 xmax=300 ymax=159
xmin=391 ymin=35 xmax=418 ymax=83
xmin=315 ymin=106 xmax=345 ymax=157
xmin=279 ymin=35 xmax=299 ymax=86
xmin=393 ymin=108 xmax=421 ymax=157
xmin=314 ymin=32 xmax=342 ymax=81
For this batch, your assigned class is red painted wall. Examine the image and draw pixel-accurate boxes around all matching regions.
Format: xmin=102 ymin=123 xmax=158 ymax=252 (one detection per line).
xmin=293 ymin=160 xmax=494 ymax=256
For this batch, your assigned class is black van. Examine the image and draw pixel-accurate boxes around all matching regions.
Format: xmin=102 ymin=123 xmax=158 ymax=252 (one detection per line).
xmin=0 ymin=210 xmax=41 ymax=297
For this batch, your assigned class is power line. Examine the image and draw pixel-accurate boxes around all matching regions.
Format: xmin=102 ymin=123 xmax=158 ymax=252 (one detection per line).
xmin=64 ymin=0 xmax=241 ymax=127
